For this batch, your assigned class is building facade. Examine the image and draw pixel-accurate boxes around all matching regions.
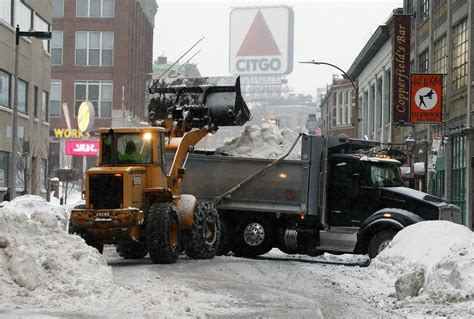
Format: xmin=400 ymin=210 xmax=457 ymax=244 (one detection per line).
xmin=346 ymin=1 xmax=473 ymax=228
xmin=50 ymin=0 xmax=157 ymax=179
xmin=402 ymin=0 xmax=473 ymax=228
xmin=320 ymin=76 xmax=356 ymax=138
xmin=0 ymin=0 xmax=52 ymax=198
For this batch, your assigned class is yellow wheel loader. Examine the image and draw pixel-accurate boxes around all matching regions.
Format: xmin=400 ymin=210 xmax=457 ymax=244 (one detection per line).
xmin=69 ymin=76 xmax=250 ymax=264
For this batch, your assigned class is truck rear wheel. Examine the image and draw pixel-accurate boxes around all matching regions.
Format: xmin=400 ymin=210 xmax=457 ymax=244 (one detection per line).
xmin=116 ymin=242 xmax=148 ymax=259
xmin=233 ymin=217 xmax=274 ymax=258
xmin=368 ymin=229 xmax=396 ymax=259
xmin=147 ymin=203 xmax=181 ymax=264
xmin=184 ymin=202 xmax=220 ymax=259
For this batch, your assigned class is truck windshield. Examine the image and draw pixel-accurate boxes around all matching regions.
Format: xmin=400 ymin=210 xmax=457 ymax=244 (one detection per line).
xmin=101 ymin=132 xmax=153 ymax=165
xmin=367 ymin=163 xmax=403 ymax=187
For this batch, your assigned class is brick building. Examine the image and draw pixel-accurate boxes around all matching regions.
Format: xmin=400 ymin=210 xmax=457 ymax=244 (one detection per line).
xmin=49 ymin=0 xmax=157 ymax=177
xmin=320 ymin=76 xmax=356 ymax=138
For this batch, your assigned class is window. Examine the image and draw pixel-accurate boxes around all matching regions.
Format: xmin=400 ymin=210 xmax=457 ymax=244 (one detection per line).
xmin=418 ymin=50 xmax=429 ymax=73
xmin=452 ymin=19 xmax=468 ymax=90
xmin=75 ymin=31 xmax=114 ymax=66
xmin=50 ymin=81 xmax=61 ymax=117
xmin=18 ymin=79 xmax=27 ymax=114
xmin=51 ymin=31 xmax=63 ymax=65
xmin=15 ymin=0 xmax=32 ymax=31
xmin=75 ymin=81 xmax=112 ymax=118
xmin=0 ymin=0 xmax=12 ymax=25
xmin=0 ymin=70 xmax=11 ymax=108
xmin=53 ymin=0 xmax=64 ymax=18
xmin=77 ymin=0 xmax=114 ymax=18
xmin=42 ymin=91 xmax=49 ymax=121
xmin=420 ymin=0 xmax=429 ymax=22
xmin=434 ymin=35 xmax=447 ymax=95
xmin=34 ymin=13 xmax=50 ymax=52
xmin=33 ymin=86 xmax=38 ymax=118
xmin=0 ymin=151 xmax=8 ymax=187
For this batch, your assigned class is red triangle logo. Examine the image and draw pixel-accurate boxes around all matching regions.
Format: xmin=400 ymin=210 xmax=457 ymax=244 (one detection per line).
xmin=237 ymin=10 xmax=281 ymax=56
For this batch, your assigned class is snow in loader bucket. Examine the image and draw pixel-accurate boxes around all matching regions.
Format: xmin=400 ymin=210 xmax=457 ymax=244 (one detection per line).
xmin=148 ymin=76 xmax=250 ymax=130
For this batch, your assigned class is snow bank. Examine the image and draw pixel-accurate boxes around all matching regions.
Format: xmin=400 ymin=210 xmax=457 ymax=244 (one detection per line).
xmin=371 ymin=221 xmax=474 ymax=303
xmin=0 ymin=195 xmax=113 ymax=309
xmin=216 ymin=124 xmax=302 ymax=160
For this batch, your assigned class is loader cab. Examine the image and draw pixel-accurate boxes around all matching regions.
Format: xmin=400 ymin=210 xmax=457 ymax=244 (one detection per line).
xmin=98 ymin=127 xmax=166 ymax=169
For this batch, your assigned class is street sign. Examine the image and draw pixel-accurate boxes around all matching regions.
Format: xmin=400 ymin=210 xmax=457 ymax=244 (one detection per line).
xmin=410 ymin=74 xmax=443 ymax=123
xmin=229 ymin=6 xmax=294 ymax=75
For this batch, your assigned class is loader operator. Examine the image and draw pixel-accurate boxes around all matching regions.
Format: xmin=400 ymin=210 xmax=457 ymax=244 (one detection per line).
xmin=119 ymin=140 xmax=143 ymax=164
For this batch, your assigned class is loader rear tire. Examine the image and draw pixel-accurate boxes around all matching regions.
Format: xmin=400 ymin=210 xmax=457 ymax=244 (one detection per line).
xmin=184 ymin=202 xmax=220 ymax=259
xmin=216 ymin=215 xmax=232 ymax=256
xmin=233 ymin=217 xmax=274 ymax=258
xmin=116 ymin=242 xmax=148 ymax=259
xmin=147 ymin=203 xmax=181 ymax=264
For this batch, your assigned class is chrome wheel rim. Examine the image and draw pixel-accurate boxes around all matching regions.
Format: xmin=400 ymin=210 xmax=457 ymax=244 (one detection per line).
xmin=243 ymin=222 xmax=265 ymax=246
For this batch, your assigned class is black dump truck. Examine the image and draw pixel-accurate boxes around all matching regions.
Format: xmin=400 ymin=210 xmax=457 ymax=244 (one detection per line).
xmin=173 ymin=135 xmax=461 ymax=258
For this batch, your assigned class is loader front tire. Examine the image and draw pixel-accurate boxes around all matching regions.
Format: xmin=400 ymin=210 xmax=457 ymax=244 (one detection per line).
xmin=184 ymin=202 xmax=220 ymax=259
xmin=116 ymin=242 xmax=148 ymax=259
xmin=147 ymin=203 xmax=181 ymax=264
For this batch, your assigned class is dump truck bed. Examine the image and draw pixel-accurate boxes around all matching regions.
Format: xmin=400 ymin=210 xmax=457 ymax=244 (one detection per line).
xmin=175 ymin=153 xmax=310 ymax=215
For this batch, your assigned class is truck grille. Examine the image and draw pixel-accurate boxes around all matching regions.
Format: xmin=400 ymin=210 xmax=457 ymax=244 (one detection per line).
xmin=89 ymin=174 xmax=123 ymax=209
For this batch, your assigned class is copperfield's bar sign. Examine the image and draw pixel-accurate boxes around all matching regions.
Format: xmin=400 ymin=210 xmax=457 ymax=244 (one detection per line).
xmin=391 ymin=14 xmax=411 ymax=123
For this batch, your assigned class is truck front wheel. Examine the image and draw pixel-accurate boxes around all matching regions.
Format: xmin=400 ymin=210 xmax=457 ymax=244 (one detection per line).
xmin=233 ymin=217 xmax=274 ymax=258
xmin=147 ymin=203 xmax=181 ymax=264
xmin=368 ymin=229 xmax=397 ymax=259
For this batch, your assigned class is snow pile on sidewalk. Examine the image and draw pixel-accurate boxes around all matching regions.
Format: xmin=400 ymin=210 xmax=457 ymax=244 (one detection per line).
xmin=216 ymin=124 xmax=302 ymax=160
xmin=0 ymin=196 xmax=113 ymax=309
xmin=371 ymin=221 xmax=474 ymax=304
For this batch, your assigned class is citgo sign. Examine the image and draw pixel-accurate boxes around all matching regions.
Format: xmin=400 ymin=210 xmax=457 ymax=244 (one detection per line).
xmin=229 ymin=7 xmax=294 ymax=75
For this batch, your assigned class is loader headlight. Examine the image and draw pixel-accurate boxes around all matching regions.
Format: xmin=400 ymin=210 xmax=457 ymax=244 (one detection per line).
xmin=143 ymin=132 xmax=152 ymax=140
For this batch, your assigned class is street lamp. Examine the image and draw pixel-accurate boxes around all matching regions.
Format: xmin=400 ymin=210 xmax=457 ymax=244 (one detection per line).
xmin=8 ymin=26 xmax=51 ymax=200
xmin=299 ymin=60 xmax=357 ymax=91
xmin=404 ymin=135 xmax=416 ymax=189
xmin=299 ymin=60 xmax=358 ymax=135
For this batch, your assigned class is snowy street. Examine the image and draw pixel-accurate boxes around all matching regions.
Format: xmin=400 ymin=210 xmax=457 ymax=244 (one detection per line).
xmin=1 ymin=196 xmax=473 ymax=318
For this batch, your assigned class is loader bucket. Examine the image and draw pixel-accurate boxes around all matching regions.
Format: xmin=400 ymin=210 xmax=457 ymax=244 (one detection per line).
xmin=148 ymin=76 xmax=250 ymax=130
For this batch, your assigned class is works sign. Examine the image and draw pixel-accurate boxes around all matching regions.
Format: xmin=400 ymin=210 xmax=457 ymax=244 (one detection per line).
xmin=229 ymin=7 xmax=294 ymax=75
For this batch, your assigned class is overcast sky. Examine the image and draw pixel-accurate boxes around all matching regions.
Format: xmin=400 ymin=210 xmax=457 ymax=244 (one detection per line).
xmin=153 ymin=0 xmax=402 ymax=96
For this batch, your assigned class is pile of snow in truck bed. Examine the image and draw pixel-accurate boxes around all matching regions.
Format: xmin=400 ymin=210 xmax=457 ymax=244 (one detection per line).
xmin=216 ymin=124 xmax=302 ymax=160
xmin=371 ymin=221 xmax=474 ymax=304
xmin=0 ymin=195 xmax=114 ymax=310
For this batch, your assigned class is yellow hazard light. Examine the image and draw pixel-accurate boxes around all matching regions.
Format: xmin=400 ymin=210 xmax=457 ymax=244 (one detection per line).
xmin=383 ymin=213 xmax=391 ymax=218
xmin=144 ymin=132 xmax=152 ymax=140
xmin=114 ymin=173 xmax=122 ymax=177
